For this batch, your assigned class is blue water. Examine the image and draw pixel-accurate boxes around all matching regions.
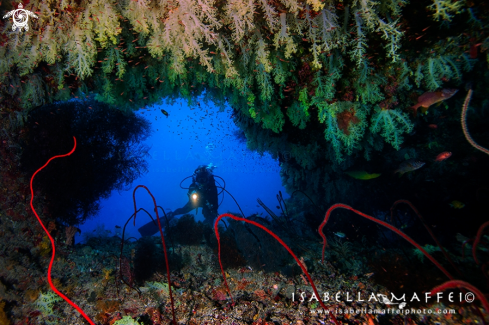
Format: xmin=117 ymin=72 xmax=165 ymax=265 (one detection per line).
xmin=76 ymin=98 xmax=287 ymax=242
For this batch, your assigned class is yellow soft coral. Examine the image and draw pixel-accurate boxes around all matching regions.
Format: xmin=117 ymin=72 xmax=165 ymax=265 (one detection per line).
xmin=0 ymin=301 xmax=10 ymax=325
xmin=306 ymin=0 xmax=325 ymax=11
xmin=102 ymin=268 xmax=112 ymax=280
xmin=38 ymin=236 xmax=51 ymax=256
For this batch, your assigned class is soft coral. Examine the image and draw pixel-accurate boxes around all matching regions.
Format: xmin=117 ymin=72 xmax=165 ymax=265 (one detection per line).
xmin=336 ymin=107 xmax=360 ymax=135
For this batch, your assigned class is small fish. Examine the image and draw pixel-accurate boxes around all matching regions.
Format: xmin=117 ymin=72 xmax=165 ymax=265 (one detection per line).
xmin=161 ymin=109 xmax=169 ymax=117
xmin=435 ymin=151 xmax=452 ymax=162
xmin=345 ymin=170 xmax=381 ymax=180
xmin=394 ymin=159 xmax=425 ymax=176
xmin=428 ymin=124 xmax=437 ymax=129
xmin=333 ymin=232 xmax=346 ymax=238
xmin=115 ymin=225 xmax=121 ymax=229
xmin=410 ymin=89 xmax=458 ymax=116
xmin=449 ymin=200 xmax=465 ymax=209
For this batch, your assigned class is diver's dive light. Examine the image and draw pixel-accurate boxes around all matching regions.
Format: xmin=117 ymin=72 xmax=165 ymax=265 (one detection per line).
xmin=191 ymin=190 xmax=198 ymax=201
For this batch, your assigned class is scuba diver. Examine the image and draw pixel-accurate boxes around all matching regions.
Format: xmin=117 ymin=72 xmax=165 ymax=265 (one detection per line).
xmin=138 ymin=164 xmax=219 ymax=236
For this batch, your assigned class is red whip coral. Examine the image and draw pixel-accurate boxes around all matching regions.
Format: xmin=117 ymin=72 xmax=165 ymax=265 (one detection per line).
xmin=132 ymin=185 xmax=176 ymax=324
xmin=29 ymin=136 xmax=95 ymax=325
xmin=431 ymin=280 xmax=489 ymax=314
xmin=390 ymin=200 xmax=462 ymax=277
xmin=214 ymin=213 xmax=339 ymax=325
xmin=319 ymin=203 xmax=453 ymax=280
xmin=473 ymin=221 xmax=489 ymax=265
xmin=319 ymin=203 xmax=489 ymax=315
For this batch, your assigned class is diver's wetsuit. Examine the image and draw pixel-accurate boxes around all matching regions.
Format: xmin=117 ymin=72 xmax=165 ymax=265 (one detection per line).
xmin=138 ymin=165 xmax=218 ymax=236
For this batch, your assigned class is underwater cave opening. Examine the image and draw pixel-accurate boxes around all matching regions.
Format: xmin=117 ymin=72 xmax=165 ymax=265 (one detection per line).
xmin=75 ymin=97 xmax=288 ymax=243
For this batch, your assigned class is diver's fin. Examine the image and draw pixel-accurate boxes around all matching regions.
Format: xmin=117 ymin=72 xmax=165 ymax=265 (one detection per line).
xmin=137 ymin=218 xmax=162 ymax=237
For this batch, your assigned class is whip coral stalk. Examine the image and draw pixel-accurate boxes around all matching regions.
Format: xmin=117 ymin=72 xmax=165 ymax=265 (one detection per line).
xmin=318 ymin=203 xmax=454 ymax=281
xmin=462 ymin=89 xmax=489 ymax=155
xmin=390 ymin=199 xmax=462 ymax=277
xmin=133 ymin=185 xmax=176 ymax=324
xmin=431 ymin=280 xmax=489 ymax=314
xmin=118 ymin=207 xmax=156 ymax=296
xmin=30 ymin=136 xmax=95 ymax=325
xmin=214 ymin=213 xmax=339 ymax=325
xmin=473 ymin=221 xmax=489 ymax=265
xmin=321 ymin=204 xmax=489 ymax=322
